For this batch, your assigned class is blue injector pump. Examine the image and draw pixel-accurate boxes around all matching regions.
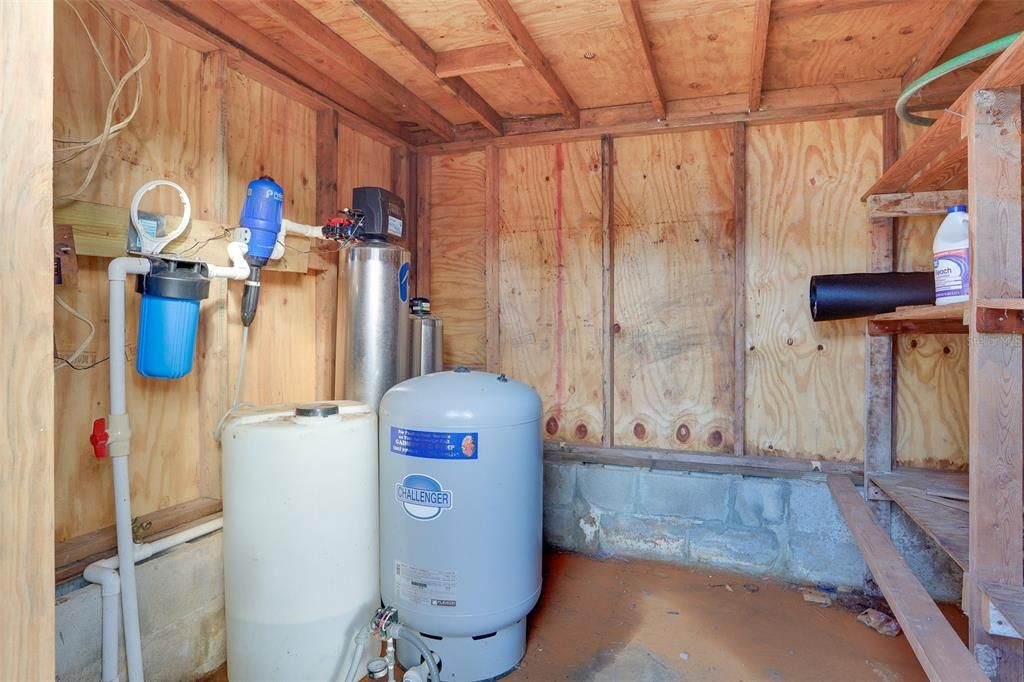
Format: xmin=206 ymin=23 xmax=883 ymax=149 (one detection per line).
xmin=238 ymin=176 xmax=284 ymax=326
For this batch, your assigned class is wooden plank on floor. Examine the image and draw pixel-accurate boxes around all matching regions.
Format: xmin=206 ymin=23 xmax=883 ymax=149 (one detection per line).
xmin=871 ymin=471 xmax=969 ymax=571
xmin=827 ymin=475 xmax=988 ymax=682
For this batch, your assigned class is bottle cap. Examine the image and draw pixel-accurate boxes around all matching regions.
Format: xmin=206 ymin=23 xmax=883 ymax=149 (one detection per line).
xmin=947 ymin=204 xmax=967 ymax=213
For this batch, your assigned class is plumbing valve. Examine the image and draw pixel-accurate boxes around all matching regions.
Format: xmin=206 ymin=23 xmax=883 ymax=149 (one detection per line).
xmin=90 ymin=418 xmax=109 ymax=458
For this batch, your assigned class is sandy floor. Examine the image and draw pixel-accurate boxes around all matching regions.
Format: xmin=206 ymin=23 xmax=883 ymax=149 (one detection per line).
xmin=205 ymin=550 xmax=967 ymax=681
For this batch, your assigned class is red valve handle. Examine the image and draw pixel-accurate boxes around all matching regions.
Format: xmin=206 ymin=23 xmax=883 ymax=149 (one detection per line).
xmin=90 ymin=418 xmax=109 ymax=458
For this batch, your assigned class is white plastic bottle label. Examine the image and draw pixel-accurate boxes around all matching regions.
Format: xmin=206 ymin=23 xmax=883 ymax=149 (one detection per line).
xmin=934 ymin=247 xmax=970 ymax=300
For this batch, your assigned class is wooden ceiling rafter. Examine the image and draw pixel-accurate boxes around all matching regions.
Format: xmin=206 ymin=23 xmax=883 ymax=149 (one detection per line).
xmin=250 ymin=0 xmax=455 ymax=141
xmin=475 ymin=0 xmax=581 ymax=128
xmin=616 ymin=0 xmax=666 ymax=120
xmin=901 ymin=0 xmax=983 ymax=89
xmin=117 ymin=0 xmax=409 ymax=147
xmin=748 ymin=0 xmax=772 ymax=112
xmin=435 ymin=43 xmax=524 ymax=78
xmin=351 ymin=0 xmax=504 ymax=136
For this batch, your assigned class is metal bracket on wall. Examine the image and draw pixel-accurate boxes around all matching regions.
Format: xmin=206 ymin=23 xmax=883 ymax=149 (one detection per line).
xmin=54 ymin=223 xmax=78 ymax=285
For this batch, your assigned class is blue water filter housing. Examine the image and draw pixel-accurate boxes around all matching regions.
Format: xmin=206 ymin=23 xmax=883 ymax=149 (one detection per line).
xmin=240 ymin=176 xmax=284 ymax=265
xmin=135 ymin=259 xmax=211 ymax=379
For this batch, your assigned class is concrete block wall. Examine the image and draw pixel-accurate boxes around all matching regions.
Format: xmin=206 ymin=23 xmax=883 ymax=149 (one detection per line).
xmin=544 ymin=461 xmax=963 ymax=601
xmin=56 ymin=532 xmax=225 ymax=682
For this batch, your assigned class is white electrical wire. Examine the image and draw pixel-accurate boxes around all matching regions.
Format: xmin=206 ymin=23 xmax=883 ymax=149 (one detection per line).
xmin=55 ymin=0 xmax=152 ymax=201
xmin=54 ymin=294 xmax=96 ymax=370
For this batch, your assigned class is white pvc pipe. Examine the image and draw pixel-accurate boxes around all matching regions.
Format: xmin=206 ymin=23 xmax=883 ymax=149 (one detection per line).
xmin=281 ymin=218 xmax=324 ymax=239
xmin=206 ymin=241 xmax=250 ymax=281
xmin=107 ymin=257 xmax=150 ymax=682
xmin=83 ymin=518 xmax=224 ymax=682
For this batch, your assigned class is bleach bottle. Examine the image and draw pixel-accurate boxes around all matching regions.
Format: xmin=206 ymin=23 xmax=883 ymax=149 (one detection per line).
xmin=933 ymin=204 xmax=970 ymax=305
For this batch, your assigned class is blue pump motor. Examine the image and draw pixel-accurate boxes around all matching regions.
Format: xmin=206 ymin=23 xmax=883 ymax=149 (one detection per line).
xmin=135 ymin=258 xmax=211 ymax=379
xmin=239 ymin=176 xmax=284 ymax=266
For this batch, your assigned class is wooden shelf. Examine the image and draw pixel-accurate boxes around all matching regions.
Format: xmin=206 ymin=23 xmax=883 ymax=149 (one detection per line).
xmin=863 ymin=33 xmax=1024 ymax=198
xmin=976 ymin=298 xmax=1024 ymax=333
xmin=869 ymin=469 xmax=969 ymax=571
xmin=867 ymin=303 xmax=967 ymax=336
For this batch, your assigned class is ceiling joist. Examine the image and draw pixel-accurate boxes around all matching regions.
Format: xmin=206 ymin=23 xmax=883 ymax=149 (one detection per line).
xmin=748 ymin=0 xmax=772 ymax=112
xmin=352 ymin=0 xmax=504 ymax=136
xmin=476 ymin=0 xmax=580 ymax=128
xmin=251 ymin=0 xmax=455 ymax=141
xmin=616 ymin=0 xmax=666 ymax=120
xmin=435 ymin=44 xmax=524 ymax=78
xmin=901 ymin=0 xmax=983 ymax=89
xmin=131 ymin=0 xmax=408 ymax=147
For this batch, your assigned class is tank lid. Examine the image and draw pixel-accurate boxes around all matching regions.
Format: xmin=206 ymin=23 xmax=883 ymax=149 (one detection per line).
xmin=947 ymin=204 xmax=967 ymax=213
xmin=295 ymin=403 xmax=340 ymax=418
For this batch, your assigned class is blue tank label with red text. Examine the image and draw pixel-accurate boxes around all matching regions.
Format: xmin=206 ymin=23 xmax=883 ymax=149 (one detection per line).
xmin=391 ymin=427 xmax=478 ymax=460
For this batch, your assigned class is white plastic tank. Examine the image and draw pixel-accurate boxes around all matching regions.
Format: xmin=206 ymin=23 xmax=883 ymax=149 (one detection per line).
xmin=379 ymin=369 xmax=543 ymax=682
xmin=222 ymin=401 xmax=378 ymax=681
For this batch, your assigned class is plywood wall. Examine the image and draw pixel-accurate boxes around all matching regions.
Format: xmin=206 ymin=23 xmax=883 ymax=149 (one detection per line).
xmin=745 ymin=117 xmax=881 ymax=461
xmin=50 ymin=5 xmax=399 ymax=544
xmin=613 ymin=130 xmax=736 ymax=453
xmin=498 ymin=142 xmax=604 ymax=445
xmin=893 ymin=112 xmax=969 ymax=470
xmin=429 ymin=152 xmax=488 ymax=369
xmin=1 ymin=2 xmax=55 ymax=678
xmin=426 ymin=115 xmax=968 ymax=467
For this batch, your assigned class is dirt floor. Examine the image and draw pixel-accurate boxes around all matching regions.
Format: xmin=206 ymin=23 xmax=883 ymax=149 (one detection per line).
xmin=205 ymin=550 xmax=968 ymax=681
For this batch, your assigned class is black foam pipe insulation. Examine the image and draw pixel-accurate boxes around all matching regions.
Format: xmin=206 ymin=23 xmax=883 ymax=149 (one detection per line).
xmin=809 ymin=272 xmax=936 ymax=322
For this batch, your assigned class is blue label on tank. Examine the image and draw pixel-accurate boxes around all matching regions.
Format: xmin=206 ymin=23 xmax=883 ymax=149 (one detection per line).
xmin=397 ymin=474 xmax=452 ymax=520
xmin=391 ymin=427 xmax=478 ymax=460
xmin=399 ymin=262 xmax=410 ymax=303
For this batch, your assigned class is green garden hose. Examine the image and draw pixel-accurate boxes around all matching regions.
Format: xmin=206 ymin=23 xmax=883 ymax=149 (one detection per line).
xmin=897 ymin=32 xmax=1022 ymax=126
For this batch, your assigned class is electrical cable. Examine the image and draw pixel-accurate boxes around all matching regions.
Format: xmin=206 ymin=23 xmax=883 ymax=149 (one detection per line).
xmin=897 ymin=32 xmax=1021 ymax=127
xmin=54 ymin=294 xmax=97 ymax=370
xmin=55 ymin=0 xmax=152 ymax=201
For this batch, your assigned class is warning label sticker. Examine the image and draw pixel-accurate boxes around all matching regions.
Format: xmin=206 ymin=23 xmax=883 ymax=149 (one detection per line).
xmin=390 ymin=427 xmax=479 ymax=460
xmin=396 ymin=561 xmax=458 ymax=608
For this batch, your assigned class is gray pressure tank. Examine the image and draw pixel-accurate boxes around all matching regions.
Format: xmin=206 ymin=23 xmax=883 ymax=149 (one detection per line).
xmin=379 ymin=369 xmax=543 ymax=682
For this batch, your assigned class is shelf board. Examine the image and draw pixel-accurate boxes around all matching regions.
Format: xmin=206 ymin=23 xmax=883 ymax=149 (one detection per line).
xmin=870 ymin=469 xmax=969 ymax=571
xmin=863 ymin=33 xmax=1024 ymax=198
xmin=867 ymin=303 xmax=967 ymax=336
xmin=976 ymin=298 xmax=1024 ymax=333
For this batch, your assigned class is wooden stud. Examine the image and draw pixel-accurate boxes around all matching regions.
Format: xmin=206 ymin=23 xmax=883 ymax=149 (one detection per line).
xmin=732 ymin=123 xmax=746 ymax=456
xmin=485 ymin=146 xmax=501 ymax=372
xmin=475 ymin=0 xmax=580 ymax=127
xmin=966 ymin=86 xmax=1024 ymax=680
xmin=601 ymin=135 xmax=615 ymax=447
xmin=616 ymin=0 xmax=666 ymax=119
xmin=139 ymin=0 xmax=409 ymax=146
xmin=0 ymin=2 xmax=54 ymax=678
xmin=902 ymin=0 xmax=982 ymax=89
xmin=314 ymin=109 xmax=340 ymax=401
xmin=863 ymin=109 xmax=897 ymax=542
xmin=748 ymin=0 xmax=771 ymax=113
xmin=415 ymin=154 xmax=432 ymax=299
xmin=435 ymin=43 xmax=524 ymax=78
xmin=196 ymin=50 xmax=230 ymax=499
xmin=352 ymin=0 xmax=504 ymax=136
xmin=252 ymin=0 xmax=455 ymax=141
xmin=827 ymin=475 xmax=988 ymax=682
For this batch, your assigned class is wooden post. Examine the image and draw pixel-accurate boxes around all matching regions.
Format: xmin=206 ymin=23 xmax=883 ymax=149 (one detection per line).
xmin=601 ymin=135 xmax=615 ymax=447
xmin=485 ymin=145 xmax=501 ymax=372
xmin=966 ymin=86 xmax=1024 ymax=680
xmin=196 ymin=50 xmax=229 ymax=498
xmin=0 ymin=2 xmax=55 ymax=678
xmin=732 ymin=122 xmax=746 ymax=456
xmin=314 ymin=109 xmax=340 ymax=400
xmin=864 ymin=109 xmax=898 ymax=535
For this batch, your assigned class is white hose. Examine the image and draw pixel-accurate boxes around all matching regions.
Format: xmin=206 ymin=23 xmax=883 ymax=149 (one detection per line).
xmin=54 ymin=294 xmax=96 ymax=369
xmin=341 ymin=628 xmax=371 ymax=682
xmin=214 ymin=326 xmax=250 ymax=442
